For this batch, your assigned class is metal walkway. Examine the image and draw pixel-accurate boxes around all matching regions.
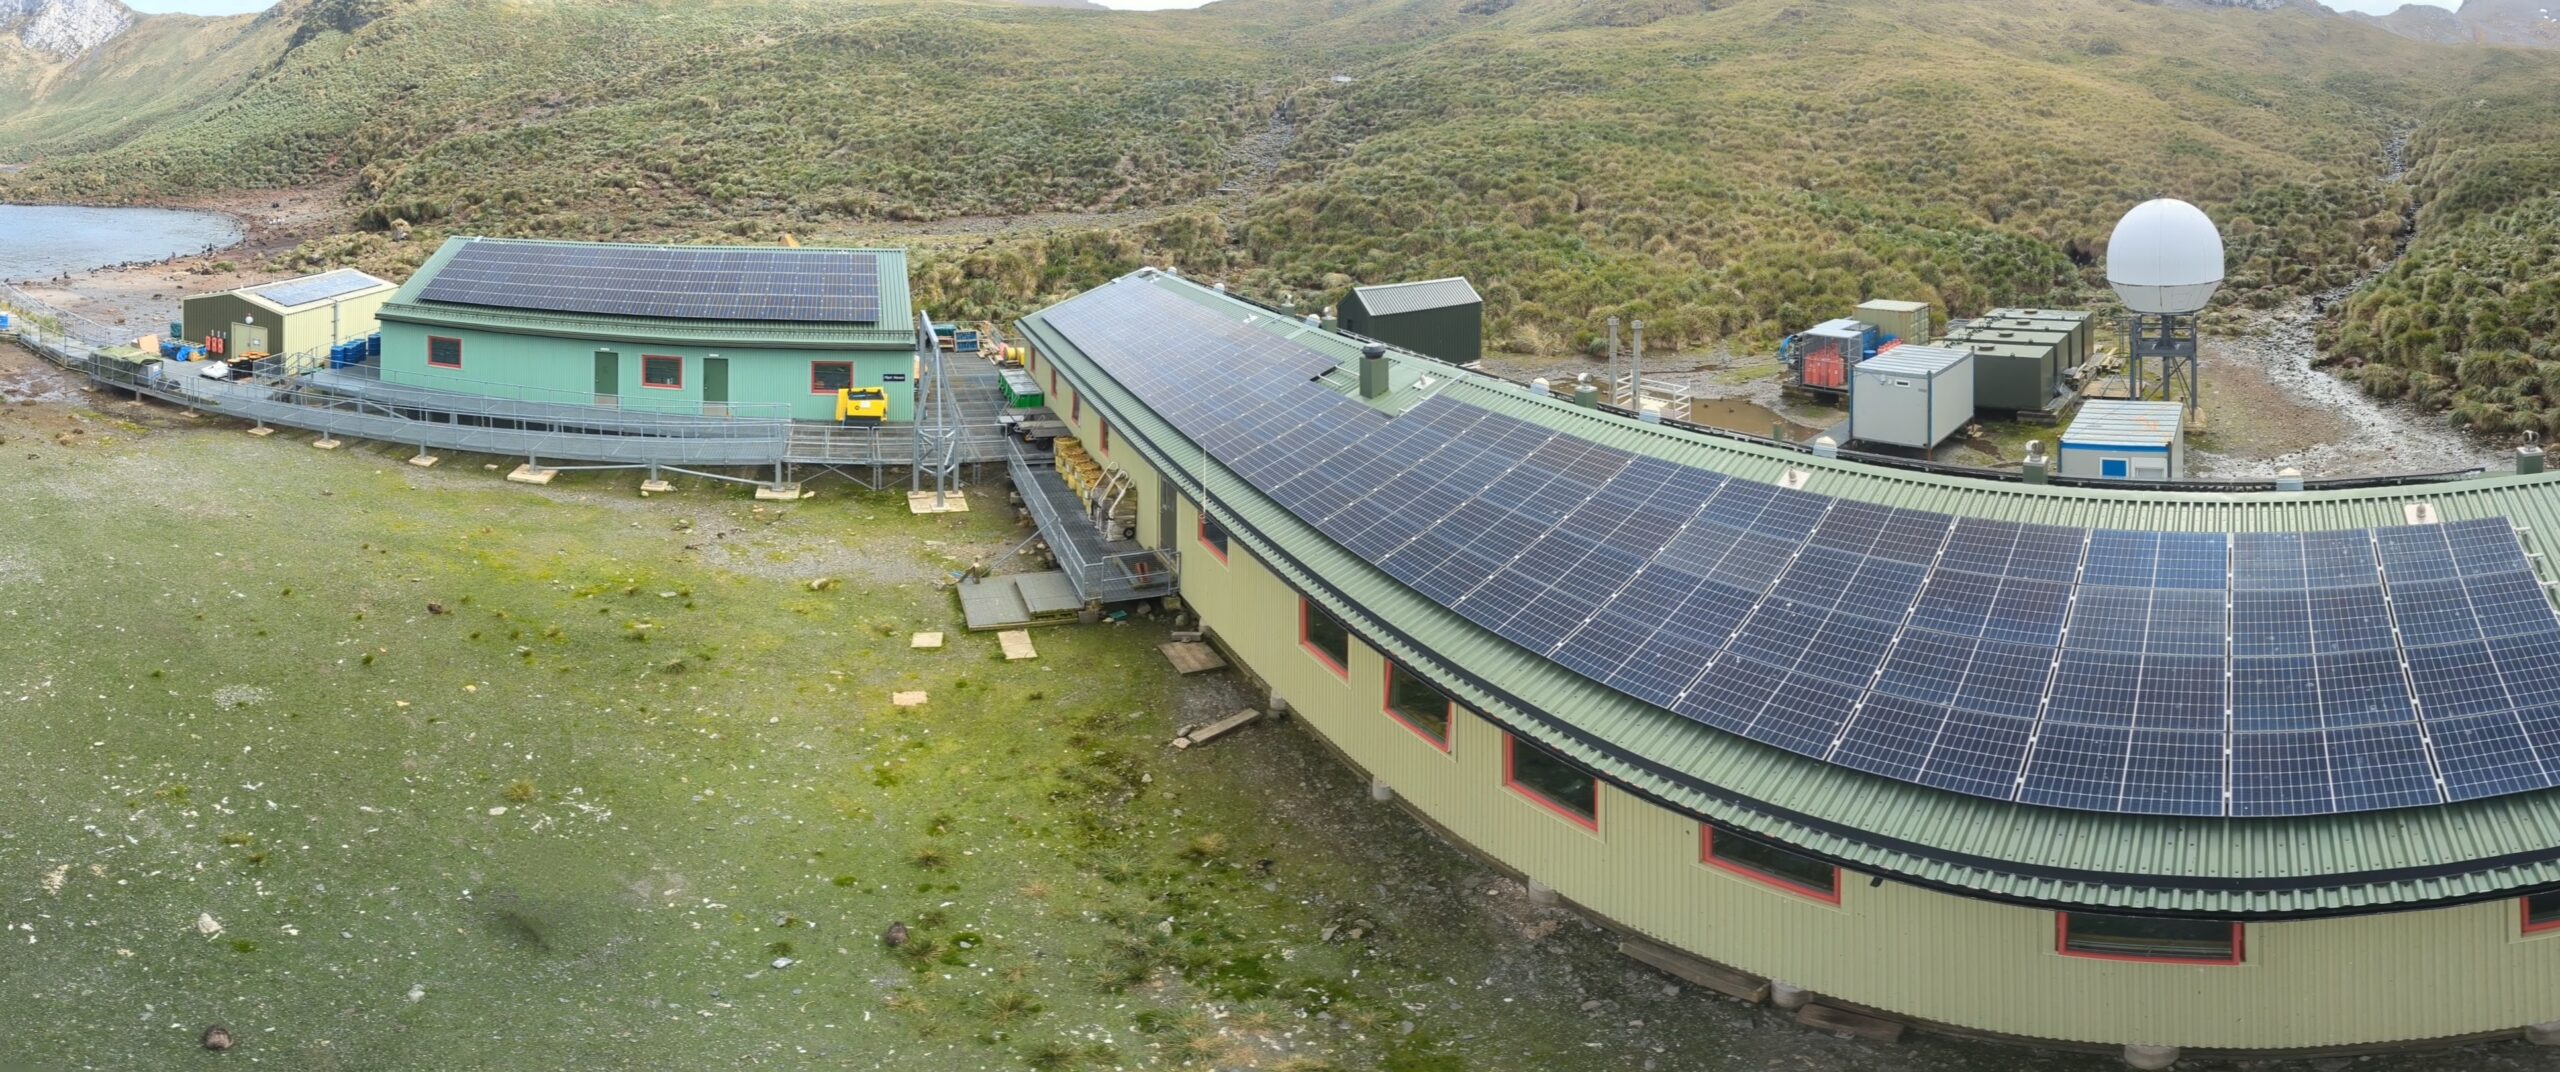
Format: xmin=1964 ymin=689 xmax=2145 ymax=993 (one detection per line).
xmin=6 ymin=319 xmax=1017 ymax=485
xmin=1006 ymin=439 xmax=1175 ymax=605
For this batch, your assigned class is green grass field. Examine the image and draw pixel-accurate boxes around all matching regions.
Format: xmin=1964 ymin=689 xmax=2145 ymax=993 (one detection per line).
xmin=0 ymin=375 xmax=2548 ymax=1071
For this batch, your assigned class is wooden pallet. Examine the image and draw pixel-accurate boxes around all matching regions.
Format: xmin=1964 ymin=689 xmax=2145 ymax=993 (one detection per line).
xmin=1615 ymin=938 xmax=1768 ymax=1004
xmin=1159 ymin=641 xmax=1227 ymax=674
xmin=1796 ymin=1002 xmax=1906 ymax=1043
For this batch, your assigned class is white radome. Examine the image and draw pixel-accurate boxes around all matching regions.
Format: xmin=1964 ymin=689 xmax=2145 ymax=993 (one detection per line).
xmin=2106 ymin=199 xmax=2225 ymax=314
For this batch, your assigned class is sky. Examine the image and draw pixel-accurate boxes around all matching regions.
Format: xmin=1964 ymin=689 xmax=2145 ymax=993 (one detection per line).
xmin=117 ymin=0 xmax=2458 ymax=16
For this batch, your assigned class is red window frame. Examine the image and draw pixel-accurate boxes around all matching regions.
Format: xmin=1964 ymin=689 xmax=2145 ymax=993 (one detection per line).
xmin=1502 ymin=733 xmax=1598 ymax=832
xmin=1298 ymin=599 xmax=1348 ymax=679
xmin=426 ymin=336 xmax=463 ymax=370
xmin=1381 ymin=663 xmax=1453 ymax=752
xmin=1196 ymin=512 xmax=1229 ymax=563
xmin=640 ymin=354 xmax=684 ymax=390
xmin=2054 ymin=914 xmax=2244 ymax=966
xmin=810 ymin=362 xmax=853 ymax=395
xmin=2523 ymin=892 xmax=2560 ymax=935
xmin=1048 ymin=367 xmax=1058 ymax=395
xmin=1701 ymin=827 xmax=1839 ymax=904
xmin=1100 ymin=417 xmax=1112 ymax=454
xmin=1072 ymin=394 xmax=1082 ymax=422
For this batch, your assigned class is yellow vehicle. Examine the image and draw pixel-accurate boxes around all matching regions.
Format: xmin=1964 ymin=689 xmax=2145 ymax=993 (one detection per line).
xmin=835 ymin=385 xmax=889 ymax=424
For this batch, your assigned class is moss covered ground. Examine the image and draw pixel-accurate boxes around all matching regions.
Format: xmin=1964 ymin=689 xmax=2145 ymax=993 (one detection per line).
xmin=0 ymin=372 xmax=2543 ymax=1071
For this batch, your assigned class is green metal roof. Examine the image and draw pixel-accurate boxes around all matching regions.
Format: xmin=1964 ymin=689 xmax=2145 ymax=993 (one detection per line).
xmin=1348 ymin=277 xmax=1482 ymax=316
xmin=378 ymin=237 xmax=916 ymax=350
xmin=1019 ymin=270 xmax=2560 ymax=918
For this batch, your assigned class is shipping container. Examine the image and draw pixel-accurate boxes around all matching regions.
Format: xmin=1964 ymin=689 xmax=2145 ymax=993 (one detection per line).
xmin=1850 ymin=345 xmax=1974 ymax=450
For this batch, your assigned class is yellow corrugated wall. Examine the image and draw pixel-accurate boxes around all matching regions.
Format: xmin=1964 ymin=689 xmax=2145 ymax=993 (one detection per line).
xmin=1170 ymin=495 xmax=2560 ymax=1049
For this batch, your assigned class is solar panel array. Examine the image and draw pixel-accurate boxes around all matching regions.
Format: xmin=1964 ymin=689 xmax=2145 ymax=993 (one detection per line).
xmin=418 ymin=241 xmax=881 ymax=324
xmin=251 ymin=269 xmax=384 ymax=309
xmin=1042 ymin=278 xmax=2560 ymax=818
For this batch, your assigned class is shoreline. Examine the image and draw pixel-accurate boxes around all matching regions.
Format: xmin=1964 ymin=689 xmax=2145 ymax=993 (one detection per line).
xmin=4 ymin=183 xmax=348 ymax=339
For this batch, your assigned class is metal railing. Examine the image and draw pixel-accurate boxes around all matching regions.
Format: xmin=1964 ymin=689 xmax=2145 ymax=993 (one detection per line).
xmin=1007 ymin=438 xmax=1173 ymax=604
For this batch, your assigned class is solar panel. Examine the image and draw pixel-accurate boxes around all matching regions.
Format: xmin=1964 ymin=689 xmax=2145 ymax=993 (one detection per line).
xmin=1036 ymin=275 xmax=2560 ymax=818
xmin=250 ymin=269 xmax=383 ymax=309
xmin=419 ymin=241 xmax=883 ymax=324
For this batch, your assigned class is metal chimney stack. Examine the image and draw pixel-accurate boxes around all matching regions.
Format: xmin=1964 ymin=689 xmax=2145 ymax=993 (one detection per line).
xmin=1360 ymin=344 xmax=1391 ymax=400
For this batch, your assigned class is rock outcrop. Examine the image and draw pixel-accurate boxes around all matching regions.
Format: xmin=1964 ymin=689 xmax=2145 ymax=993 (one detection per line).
xmin=1 ymin=0 xmax=133 ymax=59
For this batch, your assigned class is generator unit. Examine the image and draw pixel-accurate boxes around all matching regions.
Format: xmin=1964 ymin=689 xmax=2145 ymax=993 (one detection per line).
xmin=1782 ymin=318 xmax=1893 ymax=392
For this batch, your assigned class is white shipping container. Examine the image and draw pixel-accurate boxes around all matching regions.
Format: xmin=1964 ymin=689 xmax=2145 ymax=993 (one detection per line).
xmin=1850 ymin=345 xmax=1974 ymax=450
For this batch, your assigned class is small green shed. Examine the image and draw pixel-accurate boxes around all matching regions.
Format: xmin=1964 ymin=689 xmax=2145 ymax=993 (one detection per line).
xmin=181 ymin=269 xmax=396 ymax=366
xmin=374 ymin=238 xmax=918 ymax=421
xmin=1338 ymin=277 xmax=1483 ymax=366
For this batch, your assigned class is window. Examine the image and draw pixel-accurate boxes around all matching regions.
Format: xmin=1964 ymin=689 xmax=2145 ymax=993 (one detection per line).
xmin=1503 ymin=734 xmax=1597 ymax=830
xmin=811 ymin=362 xmax=853 ymax=394
xmin=641 ymin=354 xmax=683 ymax=390
xmin=2524 ymin=892 xmax=2560 ymax=934
xmin=2056 ymin=913 xmax=2242 ymax=965
xmin=1072 ymin=393 xmax=1082 ymax=422
xmin=2101 ymin=458 xmax=2129 ymax=479
xmin=426 ymin=336 xmax=463 ymax=370
xmin=1197 ymin=512 xmax=1229 ymax=562
xmin=1300 ymin=599 xmax=1349 ymax=678
xmin=1703 ymin=827 xmax=1838 ymax=903
xmin=1100 ymin=417 xmax=1112 ymax=454
xmin=1383 ymin=663 xmax=1452 ymax=751
xmin=1049 ymin=367 xmax=1058 ymax=395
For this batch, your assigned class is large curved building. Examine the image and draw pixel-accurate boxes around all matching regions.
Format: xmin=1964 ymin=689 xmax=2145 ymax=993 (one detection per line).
xmin=1014 ymin=270 xmax=2560 ymax=1059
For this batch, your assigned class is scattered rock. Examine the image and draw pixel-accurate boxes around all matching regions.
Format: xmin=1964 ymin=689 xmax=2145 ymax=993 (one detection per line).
xmin=195 ymin=913 xmax=223 ymax=937
xmin=199 ymin=1025 xmax=233 ymax=1052
xmin=426 ymin=602 xmax=447 ymax=615
xmin=882 ymin=921 xmax=908 ymax=948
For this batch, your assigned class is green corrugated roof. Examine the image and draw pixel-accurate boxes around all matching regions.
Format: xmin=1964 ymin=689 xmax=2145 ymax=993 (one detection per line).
xmin=1349 ymin=277 xmax=1482 ymax=317
xmin=378 ymin=237 xmax=916 ymax=350
xmin=1019 ymin=270 xmax=2560 ymax=918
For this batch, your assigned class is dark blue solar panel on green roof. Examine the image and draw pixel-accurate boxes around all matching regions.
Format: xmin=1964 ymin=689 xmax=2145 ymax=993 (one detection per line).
xmin=1040 ymin=276 xmax=2560 ymax=818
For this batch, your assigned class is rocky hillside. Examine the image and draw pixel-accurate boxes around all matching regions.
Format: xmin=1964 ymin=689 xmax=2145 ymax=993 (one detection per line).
xmin=2351 ymin=0 xmax=2560 ymax=47
xmin=1 ymin=0 xmax=131 ymax=58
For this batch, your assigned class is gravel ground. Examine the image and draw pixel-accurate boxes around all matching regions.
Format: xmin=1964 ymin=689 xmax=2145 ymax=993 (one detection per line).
xmin=2190 ymin=294 xmax=2508 ymax=479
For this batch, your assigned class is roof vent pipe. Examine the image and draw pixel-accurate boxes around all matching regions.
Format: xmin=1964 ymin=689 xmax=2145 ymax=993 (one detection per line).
xmin=2022 ymin=440 xmax=2048 ymax=484
xmin=1530 ymin=377 xmax=1552 ymax=397
xmin=2523 ymin=431 xmax=2547 ymax=476
xmin=1360 ymin=344 xmax=1391 ymax=400
xmin=1304 ymin=314 xmax=1321 ymax=329
xmin=1812 ymin=435 xmax=1839 ymax=459
xmin=2276 ymin=467 xmax=2305 ymax=493
xmin=1213 ymin=281 xmax=1226 ymax=293
xmin=1571 ymin=373 xmax=1599 ymax=409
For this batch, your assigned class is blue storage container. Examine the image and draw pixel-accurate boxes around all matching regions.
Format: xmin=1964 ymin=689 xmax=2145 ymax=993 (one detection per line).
xmin=366 ymin=333 xmax=381 ymax=358
xmin=0 ymin=312 xmax=13 ymax=332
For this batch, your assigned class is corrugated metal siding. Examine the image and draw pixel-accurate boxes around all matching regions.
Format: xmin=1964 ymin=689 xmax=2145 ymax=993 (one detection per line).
xmin=1196 ymin=522 xmax=2560 ymax=1048
xmin=1015 ymin=273 xmax=2560 ymax=915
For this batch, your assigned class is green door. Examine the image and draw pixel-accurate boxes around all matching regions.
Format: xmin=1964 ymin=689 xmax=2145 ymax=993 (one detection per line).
xmin=594 ymin=350 xmax=620 ymax=404
xmin=701 ymin=357 xmax=729 ymax=416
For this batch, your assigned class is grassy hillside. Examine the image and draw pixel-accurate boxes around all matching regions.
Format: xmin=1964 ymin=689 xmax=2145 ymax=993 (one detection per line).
xmin=2319 ymin=53 xmax=2560 ymax=437
xmin=4 ymin=0 xmax=2558 ymax=359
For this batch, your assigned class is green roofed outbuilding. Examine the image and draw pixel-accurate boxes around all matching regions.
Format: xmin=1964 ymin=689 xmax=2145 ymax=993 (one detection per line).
xmin=1338 ymin=277 xmax=1483 ymax=365
xmin=374 ymin=237 xmax=917 ymax=421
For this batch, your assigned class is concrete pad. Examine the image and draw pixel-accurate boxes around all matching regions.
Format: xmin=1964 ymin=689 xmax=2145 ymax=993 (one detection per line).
xmin=310 ymin=437 xmax=342 ymax=450
xmin=506 ymin=465 xmax=558 ymax=486
xmin=246 ymin=427 xmax=275 ymax=438
xmin=639 ymin=479 xmax=674 ymax=494
xmin=910 ymin=631 xmax=945 ymax=650
xmin=754 ymin=483 xmax=802 ymax=501
xmin=407 ymin=454 xmax=441 ymax=468
xmin=998 ymin=629 xmax=1037 ymax=661
xmin=907 ymin=490 xmax=970 ymax=515
xmin=891 ymin=691 xmax=928 ymax=707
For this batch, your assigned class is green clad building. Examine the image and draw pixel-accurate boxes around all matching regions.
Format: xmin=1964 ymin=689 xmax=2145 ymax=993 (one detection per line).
xmin=1017 ymin=268 xmax=2560 ymax=1061
xmin=376 ymin=238 xmax=917 ymax=421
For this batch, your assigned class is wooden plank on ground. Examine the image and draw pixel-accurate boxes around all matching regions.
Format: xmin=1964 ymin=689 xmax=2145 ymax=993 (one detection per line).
xmin=892 ymin=691 xmax=928 ymax=707
xmin=1173 ymin=708 xmax=1260 ymax=750
xmin=1159 ymin=641 xmax=1227 ymax=674
xmin=1616 ymin=938 xmax=1769 ymax=1004
xmin=910 ymin=632 xmax=945 ymax=650
xmin=1795 ymin=1003 xmax=1905 ymax=1043
xmin=998 ymin=630 xmax=1037 ymax=661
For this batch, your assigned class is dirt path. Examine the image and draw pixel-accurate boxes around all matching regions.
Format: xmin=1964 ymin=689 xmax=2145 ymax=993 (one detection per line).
xmin=2188 ymin=131 xmax=2505 ymax=479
